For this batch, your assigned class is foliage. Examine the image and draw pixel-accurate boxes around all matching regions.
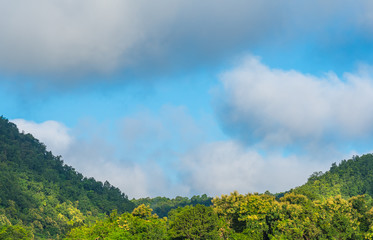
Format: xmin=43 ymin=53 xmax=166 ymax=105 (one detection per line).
xmin=66 ymin=205 xmax=168 ymax=240
xmin=0 ymin=225 xmax=34 ymax=240
xmin=213 ymin=192 xmax=368 ymax=240
xmin=68 ymin=191 xmax=373 ymax=239
xmin=168 ymin=204 xmax=222 ymax=240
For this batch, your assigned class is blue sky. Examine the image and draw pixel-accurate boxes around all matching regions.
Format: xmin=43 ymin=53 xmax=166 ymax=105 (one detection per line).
xmin=2 ymin=0 xmax=373 ymax=198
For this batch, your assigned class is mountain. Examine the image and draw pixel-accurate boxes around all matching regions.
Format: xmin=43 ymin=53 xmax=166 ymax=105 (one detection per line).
xmin=0 ymin=116 xmax=135 ymax=239
xmin=291 ymin=154 xmax=373 ymax=200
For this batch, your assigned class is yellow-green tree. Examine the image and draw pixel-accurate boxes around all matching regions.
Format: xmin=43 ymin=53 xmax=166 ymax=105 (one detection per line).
xmin=66 ymin=205 xmax=168 ymax=240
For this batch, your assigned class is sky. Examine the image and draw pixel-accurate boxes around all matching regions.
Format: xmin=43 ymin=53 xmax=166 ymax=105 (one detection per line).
xmin=2 ymin=0 xmax=373 ymax=198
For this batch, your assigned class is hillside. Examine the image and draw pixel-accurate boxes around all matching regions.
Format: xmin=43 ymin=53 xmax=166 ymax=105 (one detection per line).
xmin=0 ymin=116 xmax=135 ymax=239
xmin=292 ymin=154 xmax=373 ymax=200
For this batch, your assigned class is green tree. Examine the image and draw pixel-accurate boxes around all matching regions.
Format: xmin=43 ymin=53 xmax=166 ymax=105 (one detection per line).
xmin=66 ymin=205 xmax=168 ymax=240
xmin=168 ymin=204 xmax=221 ymax=240
xmin=0 ymin=225 xmax=34 ymax=240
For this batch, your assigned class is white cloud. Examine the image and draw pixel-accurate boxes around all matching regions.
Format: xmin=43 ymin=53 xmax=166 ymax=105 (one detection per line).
xmin=180 ymin=140 xmax=330 ymax=197
xmin=116 ymin=106 xmax=336 ymax=197
xmin=11 ymin=118 xmax=72 ymax=155
xmin=215 ymin=56 xmax=373 ymax=152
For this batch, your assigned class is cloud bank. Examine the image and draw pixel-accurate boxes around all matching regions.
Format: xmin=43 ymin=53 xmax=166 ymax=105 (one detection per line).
xmin=180 ymin=140 xmax=329 ymax=196
xmin=215 ymin=56 xmax=373 ymax=154
xmin=11 ymin=119 xmax=72 ymax=155
xmin=10 ymin=113 xmax=336 ymax=198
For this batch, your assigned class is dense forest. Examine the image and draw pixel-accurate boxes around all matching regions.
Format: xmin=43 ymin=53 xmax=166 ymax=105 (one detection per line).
xmin=2 ymin=115 xmax=373 ymax=239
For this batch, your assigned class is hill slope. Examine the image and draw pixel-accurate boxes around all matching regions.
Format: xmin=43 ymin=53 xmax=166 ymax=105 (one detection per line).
xmin=0 ymin=116 xmax=134 ymax=238
xmin=292 ymin=154 xmax=373 ymax=200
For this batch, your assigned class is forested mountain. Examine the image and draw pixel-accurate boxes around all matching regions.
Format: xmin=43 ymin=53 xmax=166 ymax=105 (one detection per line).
xmin=291 ymin=154 xmax=373 ymax=200
xmin=0 ymin=117 xmax=135 ymax=239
